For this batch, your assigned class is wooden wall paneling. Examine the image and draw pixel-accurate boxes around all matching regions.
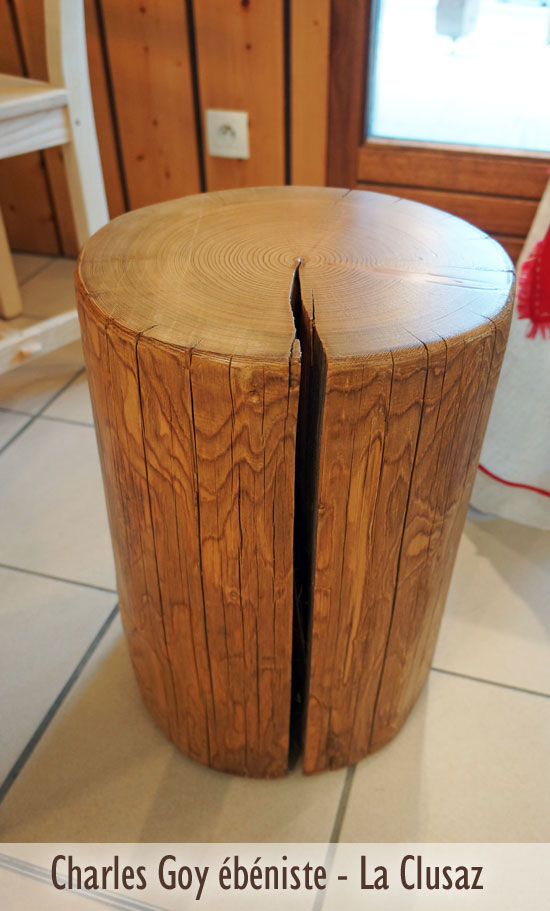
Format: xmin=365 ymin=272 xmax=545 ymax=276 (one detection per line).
xmin=193 ymin=0 xmax=286 ymax=191
xmin=326 ymin=0 xmax=371 ymax=187
xmin=83 ymin=0 xmax=127 ymax=220
xmin=358 ymin=143 xmax=550 ymax=199
xmin=0 ymin=1 xmax=59 ymax=255
xmin=356 ymin=182 xmax=537 ymax=237
xmin=100 ymin=0 xmax=201 ymax=210
xmin=290 ymin=0 xmax=331 ymax=186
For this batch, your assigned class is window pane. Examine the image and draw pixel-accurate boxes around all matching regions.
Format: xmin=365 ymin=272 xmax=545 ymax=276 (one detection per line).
xmin=368 ymin=0 xmax=550 ymax=152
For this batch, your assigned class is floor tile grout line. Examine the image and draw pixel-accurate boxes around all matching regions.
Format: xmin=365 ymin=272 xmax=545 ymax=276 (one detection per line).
xmin=312 ymin=766 xmax=357 ymax=911
xmin=0 ymin=367 xmax=85 ymax=456
xmin=0 ymin=414 xmax=34 ymax=454
xmin=0 ymin=561 xmax=117 ymax=594
xmin=431 ymin=665 xmax=549 ymax=700
xmin=39 ymin=414 xmax=94 ymax=429
xmin=0 ymin=406 xmax=34 ymax=417
xmin=0 ymin=604 xmax=120 ymax=804
xmin=329 ymin=764 xmax=356 ymax=844
xmin=0 ymin=411 xmax=41 ymax=455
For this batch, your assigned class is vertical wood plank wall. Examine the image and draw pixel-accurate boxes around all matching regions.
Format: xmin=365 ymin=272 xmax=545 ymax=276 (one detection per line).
xmin=290 ymin=0 xmax=330 ymax=185
xmin=100 ymin=0 xmax=201 ymax=209
xmin=1 ymin=0 xmax=330 ymax=254
xmin=193 ymin=0 xmax=286 ymax=190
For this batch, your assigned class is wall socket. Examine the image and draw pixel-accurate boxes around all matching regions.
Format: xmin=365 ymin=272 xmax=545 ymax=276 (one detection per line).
xmin=205 ymin=109 xmax=250 ymax=159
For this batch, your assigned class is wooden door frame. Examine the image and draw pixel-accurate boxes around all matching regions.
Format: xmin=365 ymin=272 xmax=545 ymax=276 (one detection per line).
xmin=326 ymin=0 xmax=549 ymax=259
xmin=326 ymin=0 xmax=372 ymax=187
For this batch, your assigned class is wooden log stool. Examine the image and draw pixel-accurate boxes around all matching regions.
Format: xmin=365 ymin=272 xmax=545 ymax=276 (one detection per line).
xmin=76 ymin=187 xmax=514 ymax=777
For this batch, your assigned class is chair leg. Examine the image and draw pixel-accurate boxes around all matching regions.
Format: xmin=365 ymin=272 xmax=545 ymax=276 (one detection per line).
xmin=61 ymin=113 xmax=109 ymax=249
xmin=45 ymin=0 xmax=109 ymax=249
xmin=0 ymin=209 xmax=23 ymax=319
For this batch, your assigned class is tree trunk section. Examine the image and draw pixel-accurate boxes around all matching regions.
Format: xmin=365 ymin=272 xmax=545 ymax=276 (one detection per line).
xmin=76 ymin=187 xmax=514 ymax=776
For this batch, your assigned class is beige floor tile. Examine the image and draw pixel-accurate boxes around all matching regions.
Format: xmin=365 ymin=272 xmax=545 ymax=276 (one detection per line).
xmin=0 ymin=410 xmax=30 ymax=449
xmin=339 ymin=671 xmax=550 ymax=842
xmin=42 ymin=371 xmax=93 ymax=425
xmin=0 ymin=567 xmax=116 ymax=783
xmin=0 ymin=340 xmax=84 ymax=414
xmin=0 ymin=619 xmax=346 ymax=843
xmin=21 ymin=258 xmax=77 ymax=320
xmin=0 ymin=417 xmax=115 ymax=589
xmin=435 ymin=518 xmax=550 ymax=695
xmin=12 ymin=253 xmax=53 ymax=286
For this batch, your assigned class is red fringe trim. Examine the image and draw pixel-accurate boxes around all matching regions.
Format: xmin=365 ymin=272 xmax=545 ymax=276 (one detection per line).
xmin=517 ymin=238 xmax=550 ymax=338
xmin=523 ymin=320 xmax=550 ymax=339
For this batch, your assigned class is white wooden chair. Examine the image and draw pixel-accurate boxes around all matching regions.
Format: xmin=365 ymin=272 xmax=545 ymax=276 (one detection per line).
xmin=0 ymin=0 xmax=108 ymax=373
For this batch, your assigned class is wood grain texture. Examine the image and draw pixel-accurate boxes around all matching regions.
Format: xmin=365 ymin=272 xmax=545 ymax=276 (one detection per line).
xmin=77 ymin=187 xmax=513 ymax=776
xmin=194 ymin=0 xmax=285 ymax=190
xmin=0 ymin=104 xmax=68 ymax=159
xmin=100 ymin=0 xmax=200 ymax=208
xmin=356 ymin=182 xmax=537 ymax=237
xmin=358 ymin=142 xmax=550 ymax=199
xmin=291 ymin=0 xmax=330 ymax=185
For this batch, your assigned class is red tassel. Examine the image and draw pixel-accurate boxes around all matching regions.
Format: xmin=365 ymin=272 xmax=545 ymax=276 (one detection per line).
xmin=517 ymin=225 xmax=550 ymax=339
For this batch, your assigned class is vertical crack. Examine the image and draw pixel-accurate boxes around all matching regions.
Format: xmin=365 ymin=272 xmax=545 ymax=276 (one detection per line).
xmin=367 ymin=340 xmax=430 ymax=753
xmin=134 ymin=334 xmax=180 ymax=738
xmin=188 ymin=349 xmax=218 ymax=738
xmin=287 ymin=262 xmax=327 ymax=766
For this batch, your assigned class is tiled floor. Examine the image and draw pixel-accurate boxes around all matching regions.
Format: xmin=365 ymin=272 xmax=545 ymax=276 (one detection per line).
xmin=0 ymin=255 xmax=549 ymax=843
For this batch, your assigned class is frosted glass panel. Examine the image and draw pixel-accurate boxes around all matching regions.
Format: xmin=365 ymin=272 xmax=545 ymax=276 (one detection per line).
xmin=368 ymin=0 xmax=550 ymax=152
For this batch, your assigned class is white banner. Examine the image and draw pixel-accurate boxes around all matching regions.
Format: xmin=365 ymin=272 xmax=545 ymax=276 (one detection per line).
xmin=1 ymin=843 xmax=549 ymax=910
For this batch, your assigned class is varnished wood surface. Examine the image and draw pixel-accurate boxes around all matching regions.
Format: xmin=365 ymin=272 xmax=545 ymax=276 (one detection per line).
xmin=77 ymin=187 xmax=513 ymax=776
xmin=291 ymin=0 xmax=331 ymax=185
xmin=100 ymin=0 xmax=201 ymax=209
xmin=358 ymin=143 xmax=550 ymax=200
xmin=356 ymin=182 xmax=537 ymax=238
xmin=326 ymin=0 xmax=371 ymax=187
xmin=194 ymin=0 xmax=285 ymax=190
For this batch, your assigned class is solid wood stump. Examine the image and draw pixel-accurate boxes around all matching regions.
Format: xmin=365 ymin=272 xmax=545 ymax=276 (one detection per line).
xmin=76 ymin=187 xmax=513 ymax=777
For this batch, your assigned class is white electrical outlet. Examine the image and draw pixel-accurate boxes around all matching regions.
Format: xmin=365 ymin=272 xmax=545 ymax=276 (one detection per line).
xmin=205 ymin=109 xmax=250 ymax=160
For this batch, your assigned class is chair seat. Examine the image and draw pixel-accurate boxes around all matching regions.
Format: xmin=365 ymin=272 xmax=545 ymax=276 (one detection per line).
xmin=0 ymin=75 xmax=70 ymax=161
xmin=0 ymin=74 xmax=68 ymax=121
xmin=0 ymin=0 xmax=109 ymax=348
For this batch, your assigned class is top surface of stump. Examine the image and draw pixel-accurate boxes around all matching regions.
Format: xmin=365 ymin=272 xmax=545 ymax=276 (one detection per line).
xmin=76 ymin=186 xmax=514 ymax=362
